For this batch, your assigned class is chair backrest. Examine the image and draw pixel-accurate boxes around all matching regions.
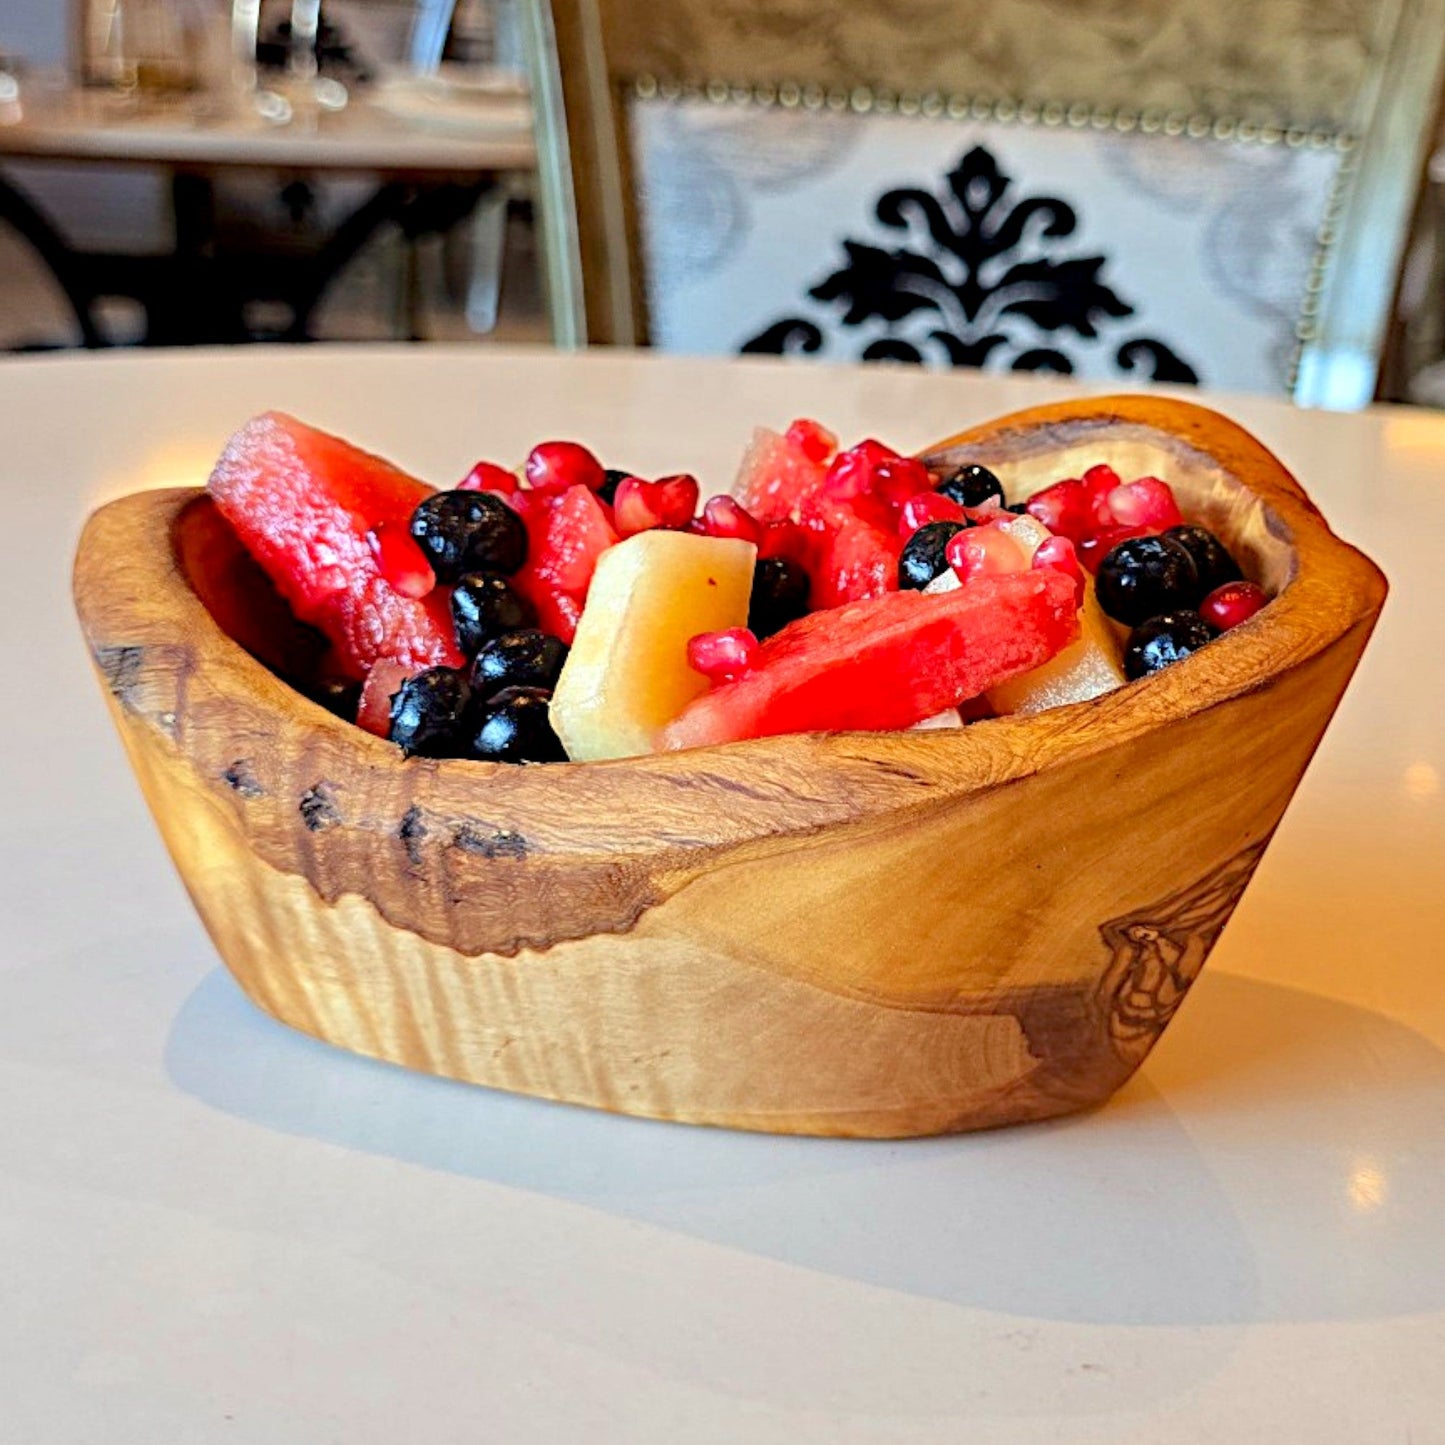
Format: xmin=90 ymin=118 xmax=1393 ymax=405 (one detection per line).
xmin=523 ymin=0 xmax=1445 ymax=407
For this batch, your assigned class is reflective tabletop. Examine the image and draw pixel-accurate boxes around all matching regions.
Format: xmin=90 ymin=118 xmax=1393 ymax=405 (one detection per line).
xmin=1 ymin=347 xmax=1441 ymax=1442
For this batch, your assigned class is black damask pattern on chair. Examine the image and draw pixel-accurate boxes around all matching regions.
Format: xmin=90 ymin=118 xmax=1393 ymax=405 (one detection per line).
xmin=742 ymin=146 xmax=1200 ymax=383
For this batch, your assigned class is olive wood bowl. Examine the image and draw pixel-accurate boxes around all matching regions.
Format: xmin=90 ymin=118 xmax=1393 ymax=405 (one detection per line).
xmin=73 ymin=396 xmax=1386 ymax=1137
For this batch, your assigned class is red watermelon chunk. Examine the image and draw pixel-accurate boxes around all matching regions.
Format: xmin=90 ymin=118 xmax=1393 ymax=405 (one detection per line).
xmin=510 ymin=483 xmax=618 ymax=644
xmin=207 ymin=412 xmax=461 ymax=679
xmin=735 ymin=424 xmax=832 ymax=525
xmin=660 ymin=570 xmax=1080 ymax=750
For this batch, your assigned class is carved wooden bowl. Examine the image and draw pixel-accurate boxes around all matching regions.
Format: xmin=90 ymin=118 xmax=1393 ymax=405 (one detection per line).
xmin=73 ymin=396 xmax=1385 ymax=1137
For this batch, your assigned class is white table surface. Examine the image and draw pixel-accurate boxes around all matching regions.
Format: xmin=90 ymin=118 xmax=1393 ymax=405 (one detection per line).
xmin=1 ymin=347 xmax=1442 ymax=1444
xmin=0 ymin=81 xmax=536 ymax=175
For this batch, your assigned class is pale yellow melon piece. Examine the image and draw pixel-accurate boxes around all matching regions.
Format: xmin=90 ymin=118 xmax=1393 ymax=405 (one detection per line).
xmin=549 ymin=530 xmax=757 ymax=761
xmin=919 ymin=512 xmax=1123 ymax=714
xmin=987 ymin=578 xmax=1126 ymax=715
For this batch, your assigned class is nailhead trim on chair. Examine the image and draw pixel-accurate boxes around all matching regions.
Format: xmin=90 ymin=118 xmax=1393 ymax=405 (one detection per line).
xmin=629 ymin=74 xmax=1353 ymax=152
xmin=627 ymin=74 xmax=1355 ymax=389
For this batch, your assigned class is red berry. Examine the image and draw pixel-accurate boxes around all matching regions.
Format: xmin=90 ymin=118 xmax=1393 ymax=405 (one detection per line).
xmin=758 ymin=520 xmax=812 ymax=567
xmin=458 ymin=461 xmax=521 ymax=498
xmin=824 ymin=439 xmax=896 ymax=500
xmin=1082 ymin=464 xmax=1123 ymax=527
xmin=946 ymin=523 xmax=1028 ymax=583
xmin=899 ymin=491 xmax=966 ymax=536
xmin=874 ymin=455 xmax=932 ymax=509
xmin=1024 ymin=477 xmax=1092 ymax=543
xmin=1079 ymin=523 xmax=1152 ymax=573
xmin=1200 ymin=579 xmax=1267 ymax=631
xmin=1106 ymin=476 xmax=1183 ymax=530
xmin=1032 ymin=534 xmax=1085 ymax=606
xmin=366 ymin=521 xmax=436 ymax=599
xmin=687 ymin=627 xmax=759 ymax=683
xmin=612 ymin=474 xmax=701 ymax=537
xmin=786 ymin=418 xmax=838 ymax=465
xmin=701 ymin=494 xmax=764 ymax=545
xmin=823 ymin=440 xmax=930 ymax=509
xmin=524 ymin=440 xmax=605 ymax=494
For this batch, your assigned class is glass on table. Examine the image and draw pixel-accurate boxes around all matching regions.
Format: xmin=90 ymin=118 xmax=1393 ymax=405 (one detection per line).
xmin=76 ymin=0 xmax=210 ymax=98
xmin=231 ymin=0 xmax=349 ymax=125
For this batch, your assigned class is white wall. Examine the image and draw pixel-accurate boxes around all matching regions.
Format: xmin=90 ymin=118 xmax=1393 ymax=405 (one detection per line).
xmin=0 ymin=0 xmax=68 ymax=67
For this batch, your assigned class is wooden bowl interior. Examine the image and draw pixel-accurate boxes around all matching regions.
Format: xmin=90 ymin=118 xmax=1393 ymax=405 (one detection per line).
xmin=925 ymin=421 xmax=1298 ymax=597
xmin=172 ymin=495 xmax=336 ymax=693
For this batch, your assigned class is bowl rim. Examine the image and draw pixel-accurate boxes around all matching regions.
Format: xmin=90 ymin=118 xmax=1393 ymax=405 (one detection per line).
xmin=74 ymin=393 xmax=1388 ymax=857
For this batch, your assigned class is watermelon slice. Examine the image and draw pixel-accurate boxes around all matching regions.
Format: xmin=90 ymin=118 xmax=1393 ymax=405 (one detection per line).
xmin=660 ymin=570 xmax=1080 ymax=750
xmin=735 ymin=424 xmax=832 ymax=525
xmin=509 ymin=483 xmax=619 ymax=644
xmin=207 ymin=412 xmax=462 ymax=679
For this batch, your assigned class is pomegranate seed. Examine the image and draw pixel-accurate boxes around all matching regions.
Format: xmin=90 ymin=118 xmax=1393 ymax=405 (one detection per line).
xmin=687 ymin=627 xmax=759 ymax=683
xmin=458 ymin=460 xmax=520 ymax=497
xmin=1024 ymin=477 xmax=1092 ymax=542
xmin=653 ymin=474 xmax=701 ymax=527
xmin=684 ymin=518 xmax=711 ymax=535
xmin=821 ymin=440 xmax=928 ymax=509
xmin=1032 ymin=534 xmax=1086 ymax=606
xmin=356 ymin=658 xmax=414 ymax=737
xmin=1200 ymin=579 xmax=1267 ymax=630
xmin=946 ymin=522 xmax=1028 ymax=583
xmin=1106 ymin=476 xmax=1183 ymax=530
xmin=874 ymin=455 xmax=933 ymax=509
xmin=824 ymin=439 xmax=897 ymax=499
xmin=758 ymin=520 xmax=812 ymax=566
xmin=1079 ymin=523 xmax=1153 ymax=573
xmin=701 ymin=494 xmax=764 ymax=545
xmin=964 ymin=496 xmax=1004 ymax=526
xmin=367 ymin=522 xmax=436 ymax=598
xmin=899 ymin=491 xmax=966 ymax=535
xmin=786 ymin=417 xmax=838 ymax=464
xmin=612 ymin=474 xmax=701 ymax=537
xmin=1082 ymin=464 xmax=1123 ymax=527
xmin=524 ymin=440 xmax=605 ymax=493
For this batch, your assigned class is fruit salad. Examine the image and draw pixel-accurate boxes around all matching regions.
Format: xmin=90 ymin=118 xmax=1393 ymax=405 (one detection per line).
xmin=204 ymin=412 xmax=1268 ymax=764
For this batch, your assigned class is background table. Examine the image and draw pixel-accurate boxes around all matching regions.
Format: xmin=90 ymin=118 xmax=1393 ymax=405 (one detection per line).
xmin=1 ymin=348 xmax=1442 ymax=1443
xmin=0 ymin=79 xmax=536 ymax=175
xmin=0 ymin=80 xmax=535 ymax=344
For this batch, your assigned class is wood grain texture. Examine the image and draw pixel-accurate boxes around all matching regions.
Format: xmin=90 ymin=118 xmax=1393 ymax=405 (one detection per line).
xmin=73 ymin=395 xmax=1386 ymax=1136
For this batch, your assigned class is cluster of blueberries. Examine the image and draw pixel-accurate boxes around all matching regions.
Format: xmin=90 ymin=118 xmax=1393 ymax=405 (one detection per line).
xmin=391 ymin=488 xmax=565 ymax=764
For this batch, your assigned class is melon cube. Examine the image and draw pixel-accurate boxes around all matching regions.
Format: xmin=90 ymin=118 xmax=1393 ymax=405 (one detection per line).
xmin=549 ymin=530 xmax=757 ymax=761
xmin=986 ymin=577 xmax=1126 ymax=715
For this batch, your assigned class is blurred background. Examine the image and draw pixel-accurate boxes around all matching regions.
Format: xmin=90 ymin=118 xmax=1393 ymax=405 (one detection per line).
xmin=4 ymin=0 xmax=1445 ymax=409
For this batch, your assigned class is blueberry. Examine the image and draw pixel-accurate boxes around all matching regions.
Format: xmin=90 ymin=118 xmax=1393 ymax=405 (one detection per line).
xmin=467 ymin=687 xmax=567 ymax=764
xmin=597 ymin=469 xmax=632 ymax=506
xmin=1124 ymin=611 xmax=1218 ymax=679
xmin=450 ymin=572 xmax=536 ymax=657
xmin=309 ymin=675 xmax=361 ymax=720
xmin=387 ymin=667 xmax=473 ymax=757
xmin=471 ymin=629 xmax=569 ymax=698
xmin=938 ymin=463 xmax=1005 ymax=509
xmin=1095 ymin=534 xmax=1200 ymax=626
xmin=1165 ymin=525 xmax=1242 ymax=598
xmin=898 ymin=520 xmax=967 ymax=590
xmin=748 ymin=557 xmax=810 ymax=638
xmin=409 ymin=490 xmax=527 ymax=583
